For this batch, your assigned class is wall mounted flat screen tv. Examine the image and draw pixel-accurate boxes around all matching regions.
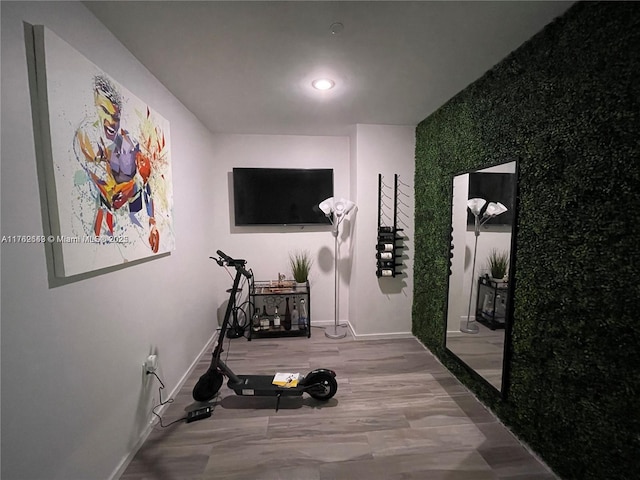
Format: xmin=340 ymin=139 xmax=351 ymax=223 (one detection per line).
xmin=233 ymin=168 xmax=334 ymax=226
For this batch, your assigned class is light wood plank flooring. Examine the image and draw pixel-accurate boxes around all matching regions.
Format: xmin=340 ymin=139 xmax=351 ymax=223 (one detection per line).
xmin=121 ymin=328 xmax=557 ymax=480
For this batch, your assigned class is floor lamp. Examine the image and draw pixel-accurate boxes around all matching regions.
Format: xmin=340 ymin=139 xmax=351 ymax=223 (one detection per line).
xmin=319 ymin=197 xmax=356 ymax=339
xmin=462 ymin=198 xmax=508 ymax=334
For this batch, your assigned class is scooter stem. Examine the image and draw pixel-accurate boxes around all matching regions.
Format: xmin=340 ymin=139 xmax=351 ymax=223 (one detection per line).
xmin=217 ymin=358 xmax=242 ymax=385
xmin=209 ymin=255 xmax=249 ymax=371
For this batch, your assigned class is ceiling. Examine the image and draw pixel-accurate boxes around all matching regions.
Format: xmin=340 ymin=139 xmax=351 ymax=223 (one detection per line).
xmin=84 ymin=1 xmax=573 ymax=136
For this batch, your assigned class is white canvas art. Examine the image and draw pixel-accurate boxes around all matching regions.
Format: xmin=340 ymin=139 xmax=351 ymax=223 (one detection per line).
xmin=33 ymin=26 xmax=175 ymax=277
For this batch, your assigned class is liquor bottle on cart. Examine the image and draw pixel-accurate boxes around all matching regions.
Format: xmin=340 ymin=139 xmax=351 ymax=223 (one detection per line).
xmin=283 ymin=297 xmax=292 ymax=330
xmin=299 ymin=298 xmax=308 ymax=330
xmin=260 ymin=305 xmax=269 ymax=330
xmin=273 ymin=305 xmax=281 ymax=329
xmin=291 ymin=299 xmax=299 ymax=330
xmin=252 ymin=311 xmax=260 ymax=332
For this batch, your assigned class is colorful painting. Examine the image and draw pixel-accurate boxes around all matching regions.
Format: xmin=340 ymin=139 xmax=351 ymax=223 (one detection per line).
xmin=33 ymin=26 xmax=174 ymax=277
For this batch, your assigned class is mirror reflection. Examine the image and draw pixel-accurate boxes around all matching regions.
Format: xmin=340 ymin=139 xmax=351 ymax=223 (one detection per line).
xmin=445 ymin=161 xmax=516 ymax=393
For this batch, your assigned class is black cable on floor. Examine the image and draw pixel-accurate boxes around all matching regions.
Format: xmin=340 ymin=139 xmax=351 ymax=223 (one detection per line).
xmin=148 ymin=371 xmax=186 ymax=428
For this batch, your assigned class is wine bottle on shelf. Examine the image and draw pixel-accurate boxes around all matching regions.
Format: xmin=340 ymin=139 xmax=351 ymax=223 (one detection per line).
xmin=261 ymin=305 xmax=269 ymax=330
xmin=283 ymin=297 xmax=292 ymax=331
xmin=291 ymin=299 xmax=299 ymax=330
xmin=376 ymin=243 xmax=394 ymax=252
xmin=273 ymin=305 xmax=281 ymax=329
xmin=299 ymin=298 xmax=307 ymax=330
xmin=379 ymin=260 xmax=403 ymax=268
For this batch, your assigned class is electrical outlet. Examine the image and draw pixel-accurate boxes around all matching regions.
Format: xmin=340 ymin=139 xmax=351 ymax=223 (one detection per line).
xmin=145 ymin=354 xmax=158 ymax=373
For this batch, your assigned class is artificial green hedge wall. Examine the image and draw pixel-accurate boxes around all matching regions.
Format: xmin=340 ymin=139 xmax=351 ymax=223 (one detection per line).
xmin=412 ymin=2 xmax=640 ymax=479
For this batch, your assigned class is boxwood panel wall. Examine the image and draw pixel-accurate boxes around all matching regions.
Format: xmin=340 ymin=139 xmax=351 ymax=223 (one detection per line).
xmin=413 ymin=2 xmax=639 ymax=479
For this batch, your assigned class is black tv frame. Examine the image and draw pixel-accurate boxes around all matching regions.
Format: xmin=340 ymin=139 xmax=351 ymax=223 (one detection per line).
xmin=232 ymin=167 xmax=334 ymax=226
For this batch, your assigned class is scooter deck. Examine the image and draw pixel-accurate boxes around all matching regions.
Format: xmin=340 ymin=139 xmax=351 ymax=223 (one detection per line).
xmin=228 ymin=375 xmax=304 ymax=397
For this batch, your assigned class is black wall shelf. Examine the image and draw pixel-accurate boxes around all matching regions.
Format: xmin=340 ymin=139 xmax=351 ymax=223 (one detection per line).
xmin=376 ymin=174 xmax=404 ymax=278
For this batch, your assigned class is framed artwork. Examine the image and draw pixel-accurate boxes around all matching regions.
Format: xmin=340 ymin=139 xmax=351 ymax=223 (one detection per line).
xmin=32 ymin=25 xmax=175 ymax=277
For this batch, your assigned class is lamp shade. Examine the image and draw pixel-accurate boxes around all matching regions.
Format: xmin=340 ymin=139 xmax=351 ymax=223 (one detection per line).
xmin=484 ymin=202 xmax=508 ymax=218
xmin=334 ymin=198 xmax=355 ymax=216
xmin=467 ymin=198 xmax=487 ymax=216
xmin=319 ymin=197 xmax=355 ymax=217
xmin=319 ymin=197 xmax=335 ymax=215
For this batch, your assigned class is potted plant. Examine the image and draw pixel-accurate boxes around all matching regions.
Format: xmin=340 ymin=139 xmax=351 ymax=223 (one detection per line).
xmin=289 ymin=250 xmax=313 ymax=285
xmin=487 ymin=249 xmax=509 ymax=282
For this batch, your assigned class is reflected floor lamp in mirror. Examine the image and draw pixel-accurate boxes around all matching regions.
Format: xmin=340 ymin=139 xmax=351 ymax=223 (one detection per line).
xmin=462 ymin=198 xmax=508 ymax=334
xmin=319 ymin=197 xmax=356 ymax=339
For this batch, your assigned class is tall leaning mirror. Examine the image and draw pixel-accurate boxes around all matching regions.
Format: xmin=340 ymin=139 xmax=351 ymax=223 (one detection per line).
xmin=445 ymin=160 xmax=517 ymax=396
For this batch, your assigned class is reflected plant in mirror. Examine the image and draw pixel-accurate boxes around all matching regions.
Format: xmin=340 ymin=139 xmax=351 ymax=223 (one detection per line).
xmin=487 ymin=249 xmax=509 ymax=281
xmin=445 ymin=160 xmax=517 ymax=395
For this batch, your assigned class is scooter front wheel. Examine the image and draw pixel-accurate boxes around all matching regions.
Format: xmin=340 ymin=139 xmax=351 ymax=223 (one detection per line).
xmin=193 ymin=370 xmax=223 ymax=402
xmin=305 ymin=371 xmax=338 ymax=401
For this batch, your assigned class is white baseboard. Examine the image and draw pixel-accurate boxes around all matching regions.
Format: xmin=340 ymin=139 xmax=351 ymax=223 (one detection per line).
xmin=313 ymin=320 xmax=414 ymax=341
xmin=108 ymin=330 xmax=219 ymax=480
xmin=310 ymin=319 xmax=338 ymax=326
xmin=351 ymin=329 xmax=415 ymax=341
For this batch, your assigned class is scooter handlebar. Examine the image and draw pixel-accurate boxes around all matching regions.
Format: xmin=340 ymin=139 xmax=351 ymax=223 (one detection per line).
xmin=214 ymin=250 xmax=252 ymax=279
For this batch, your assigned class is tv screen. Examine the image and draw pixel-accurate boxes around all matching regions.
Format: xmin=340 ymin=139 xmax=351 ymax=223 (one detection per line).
xmin=233 ymin=168 xmax=334 ymax=226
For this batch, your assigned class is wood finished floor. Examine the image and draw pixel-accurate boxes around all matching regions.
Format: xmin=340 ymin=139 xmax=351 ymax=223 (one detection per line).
xmin=121 ymin=329 xmax=557 ymax=480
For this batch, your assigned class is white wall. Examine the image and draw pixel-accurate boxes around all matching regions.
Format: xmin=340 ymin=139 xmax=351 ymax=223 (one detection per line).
xmin=1 ymin=4 xmax=418 ymax=479
xmin=207 ymin=127 xmax=416 ymax=337
xmin=350 ymin=124 xmax=415 ymax=337
xmin=209 ymin=133 xmax=351 ymax=325
xmin=1 ymin=2 xmax=220 ymax=479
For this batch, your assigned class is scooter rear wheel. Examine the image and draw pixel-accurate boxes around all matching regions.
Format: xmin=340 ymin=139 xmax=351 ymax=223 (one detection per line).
xmin=306 ymin=372 xmax=338 ymax=400
xmin=193 ymin=370 xmax=223 ymax=402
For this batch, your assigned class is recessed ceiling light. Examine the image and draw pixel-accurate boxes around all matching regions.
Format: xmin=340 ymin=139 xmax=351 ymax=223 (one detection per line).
xmin=330 ymin=22 xmax=344 ymax=35
xmin=312 ymin=79 xmax=335 ymax=91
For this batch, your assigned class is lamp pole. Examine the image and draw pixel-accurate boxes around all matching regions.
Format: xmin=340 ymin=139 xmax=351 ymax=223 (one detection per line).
xmin=461 ymin=200 xmax=508 ymax=334
xmin=462 ymin=216 xmax=481 ymax=334
xmin=318 ymin=197 xmax=355 ymax=340
xmin=326 ymin=217 xmax=347 ymax=339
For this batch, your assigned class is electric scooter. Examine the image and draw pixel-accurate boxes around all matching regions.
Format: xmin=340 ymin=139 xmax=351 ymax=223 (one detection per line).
xmin=193 ymin=250 xmax=338 ymax=410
